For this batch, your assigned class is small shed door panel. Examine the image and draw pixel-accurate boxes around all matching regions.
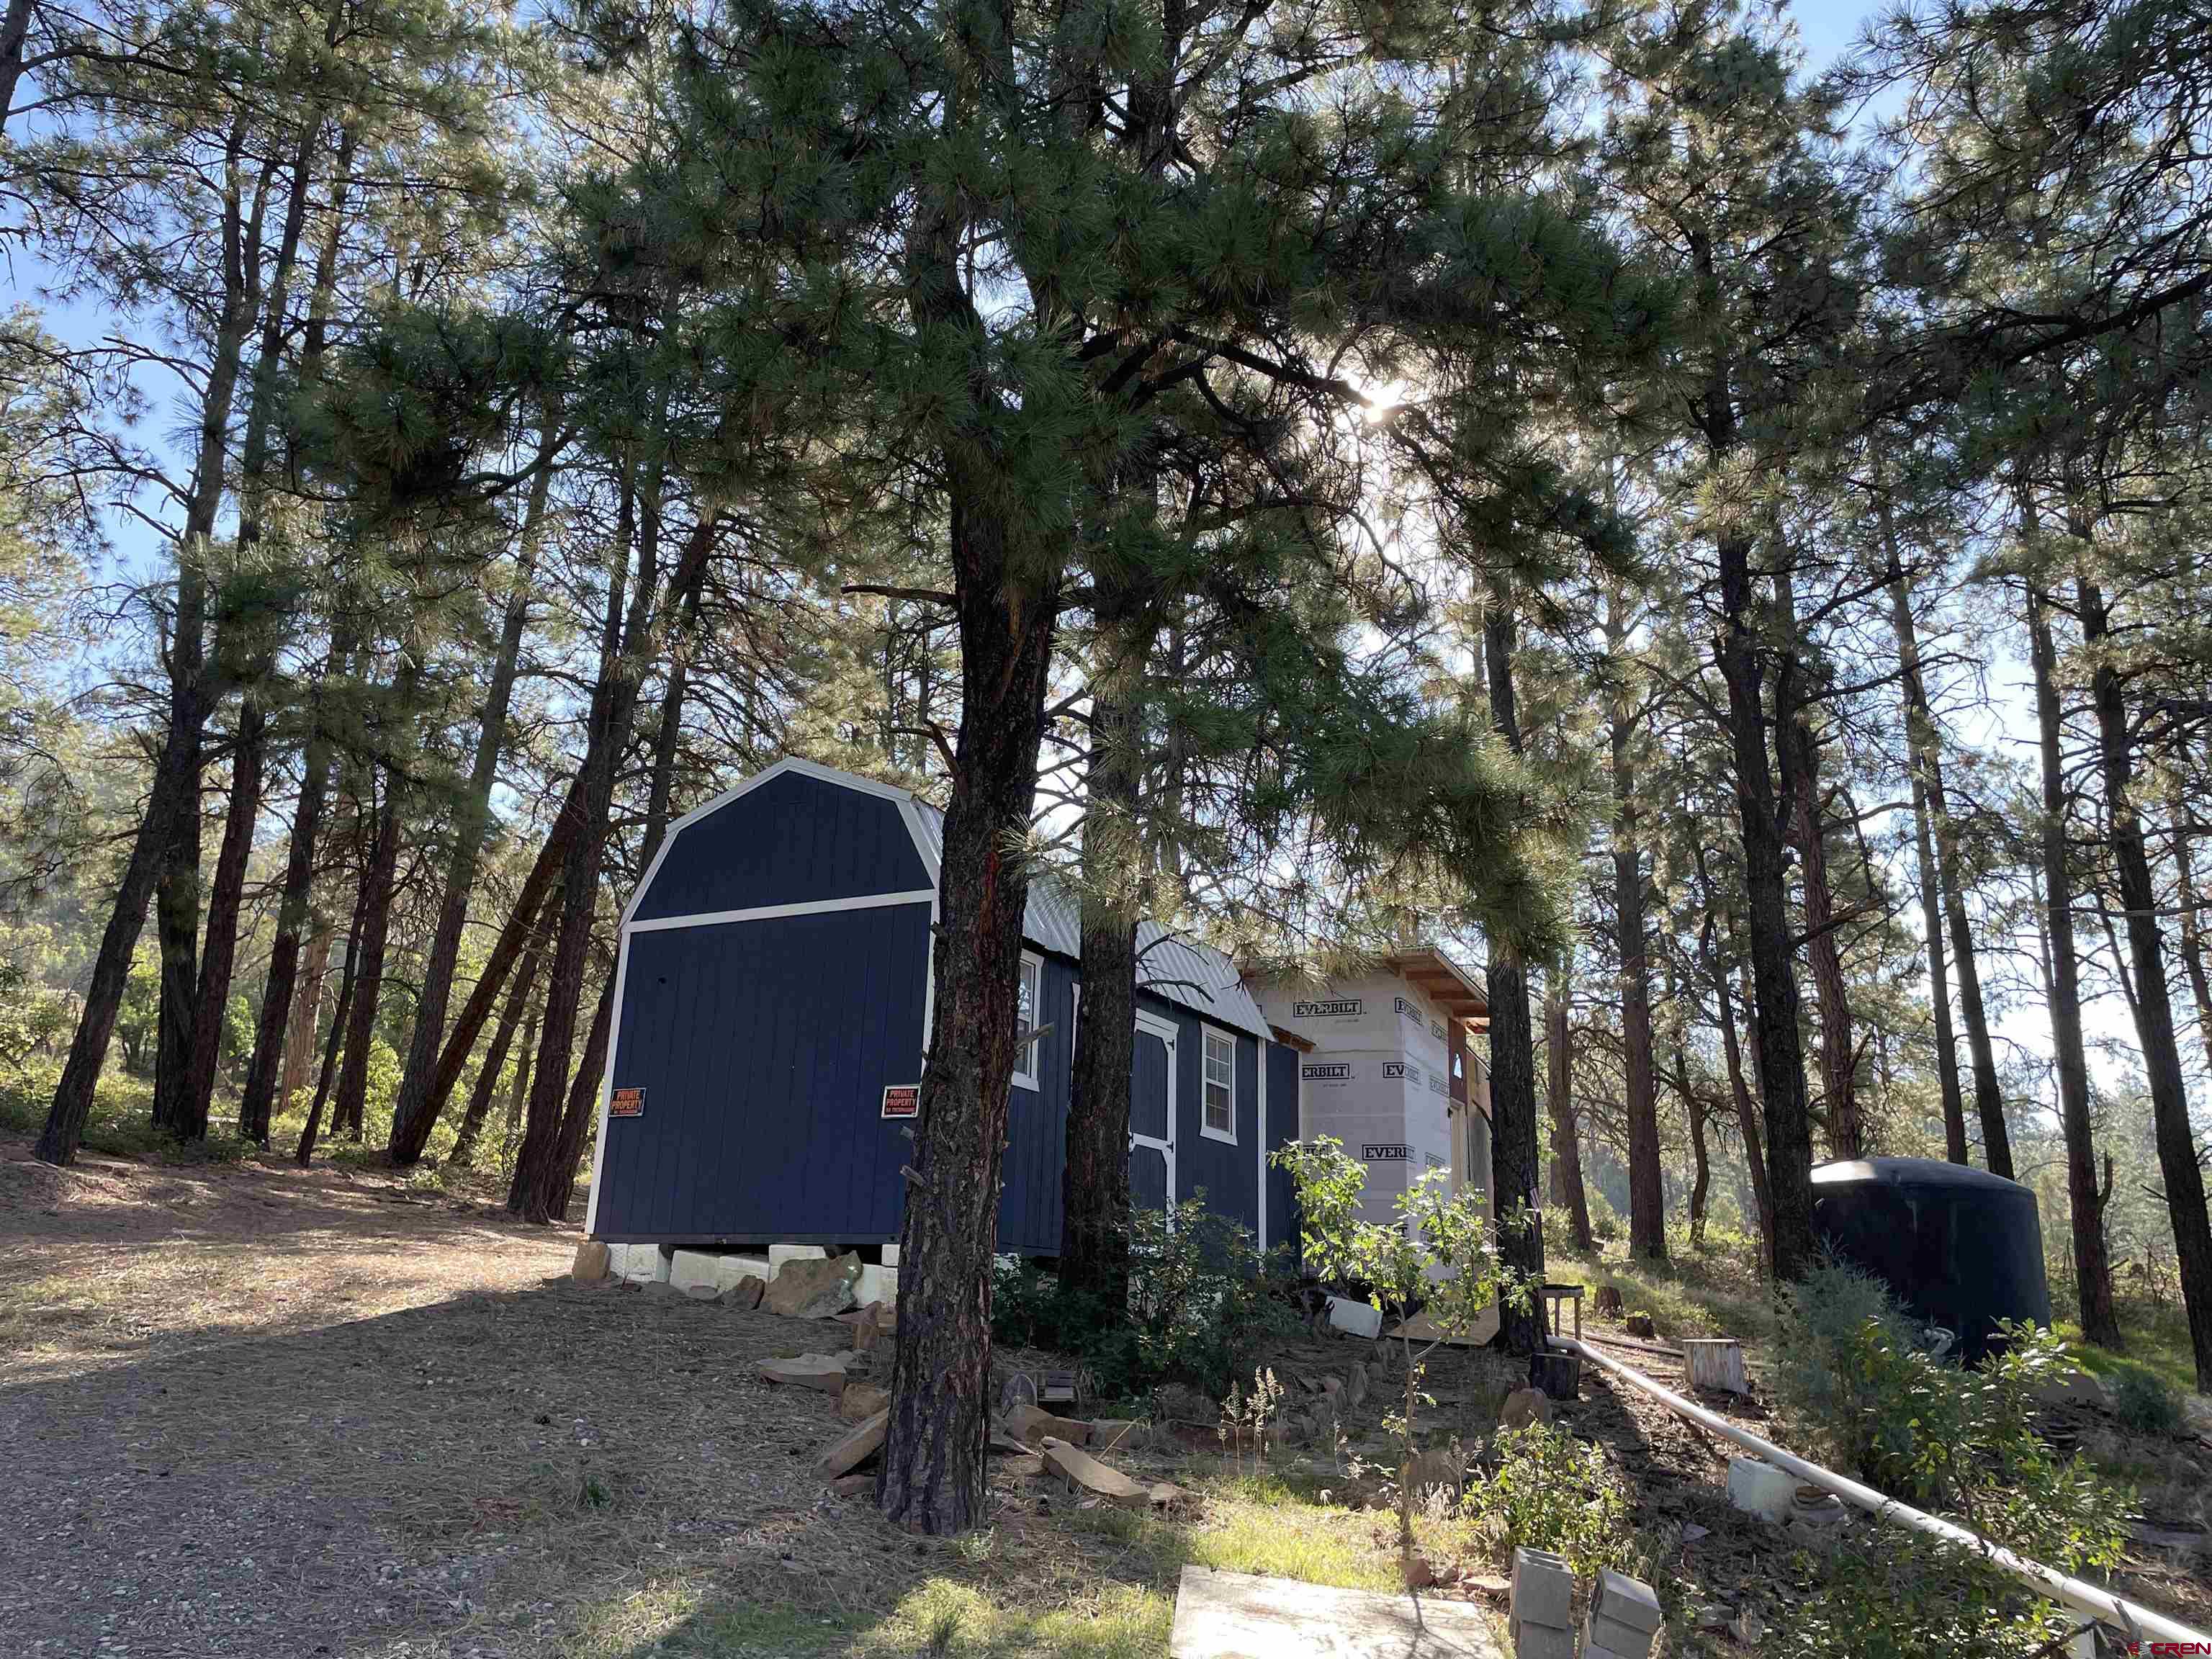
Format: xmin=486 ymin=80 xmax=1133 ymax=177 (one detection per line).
xmin=1129 ymin=1015 xmax=1176 ymax=1213
xmin=593 ymin=902 xmax=930 ymax=1241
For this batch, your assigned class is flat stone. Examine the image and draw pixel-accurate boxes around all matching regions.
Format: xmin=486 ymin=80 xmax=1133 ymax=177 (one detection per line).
xmin=759 ymin=1353 xmax=855 ymax=1395
xmin=818 ymin=1408 xmax=889 ymax=1478
xmin=1040 ymin=1437 xmax=1161 ymax=1507
xmin=1002 ymin=1402 xmax=1092 ymax=1447
xmin=721 ymin=1275 xmax=765 ymax=1310
xmin=1168 ymin=1567 xmax=1503 ymax=1658
xmin=769 ymin=1243 xmax=829 ymax=1274
xmin=763 ymin=1254 xmax=862 ymax=1319
xmin=838 ymin=1385 xmax=890 ymax=1421
xmin=1089 ymin=1419 xmax=1141 ymax=1455
xmin=572 ymin=1241 xmax=611 ymax=1283
xmin=829 ymin=1472 xmax=876 ymax=1497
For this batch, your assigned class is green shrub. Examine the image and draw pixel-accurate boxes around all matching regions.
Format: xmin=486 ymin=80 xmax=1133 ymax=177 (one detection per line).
xmin=1462 ymin=1421 xmax=1633 ymax=1575
xmin=2109 ymin=1366 xmax=2183 ymax=1437
xmin=991 ymin=1197 xmax=1298 ymax=1402
xmin=1772 ymin=1257 xmax=1924 ymax=1468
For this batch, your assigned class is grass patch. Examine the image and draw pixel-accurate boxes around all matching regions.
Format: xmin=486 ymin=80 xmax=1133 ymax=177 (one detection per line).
xmin=2059 ymin=1297 xmax=2202 ymax=1399
xmin=1545 ymin=1236 xmax=1778 ymax=1344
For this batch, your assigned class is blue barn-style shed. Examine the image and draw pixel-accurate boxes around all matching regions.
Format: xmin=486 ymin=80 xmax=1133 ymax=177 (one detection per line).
xmin=583 ymin=757 xmax=1303 ymax=1257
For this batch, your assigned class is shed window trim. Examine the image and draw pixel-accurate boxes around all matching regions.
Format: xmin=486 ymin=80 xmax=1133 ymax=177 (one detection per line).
xmin=1012 ymin=953 xmax=1043 ymax=1092
xmin=1201 ymin=1030 xmax=1237 ymax=1143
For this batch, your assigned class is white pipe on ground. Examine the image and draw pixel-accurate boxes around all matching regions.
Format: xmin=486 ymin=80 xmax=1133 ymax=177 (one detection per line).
xmin=1548 ymin=1334 xmax=2208 ymax=1647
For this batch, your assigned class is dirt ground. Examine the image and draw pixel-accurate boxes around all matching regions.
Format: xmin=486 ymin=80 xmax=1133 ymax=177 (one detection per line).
xmin=4 ymin=1136 xmax=2206 ymax=1658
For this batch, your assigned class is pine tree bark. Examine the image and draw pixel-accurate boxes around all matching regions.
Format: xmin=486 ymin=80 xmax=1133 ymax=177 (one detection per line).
xmin=2024 ymin=570 xmax=2121 ymax=1349
xmin=276 ymin=923 xmax=332 ymax=1118
xmin=1543 ymin=972 xmax=1592 ymax=1252
xmin=1776 ymin=563 xmax=1858 ymax=1159
xmin=389 ymin=431 xmax=556 ymax=1164
xmin=295 ymin=866 xmax=369 ymax=1166
xmin=2076 ymin=562 xmax=2211 ymax=1386
xmin=1482 ymin=606 xmax=1547 ymax=1353
xmin=1709 ymin=921 xmax=1772 ymax=1271
xmin=37 ymin=113 xmax=264 ymax=1166
xmin=179 ymin=697 xmax=265 ymax=1136
xmin=1713 ymin=518 xmax=1816 ymax=1280
xmin=1606 ymin=590 xmax=1665 ymax=1260
xmin=1884 ymin=538 xmax=1969 ymax=1164
xmin=2170 ymin=791 xmax=2212 ymax=1085
xmin=1060 ymin=634 xmax=1142 ymax=1305
xmin=879 ymin=495 xmax=1061 ymax=1534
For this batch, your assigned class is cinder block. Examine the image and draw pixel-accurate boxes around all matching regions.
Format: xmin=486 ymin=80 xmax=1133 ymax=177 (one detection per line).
xmin=880 ymin=1244 xmax=900 ymax=1267
xmin=716 ymin=1254 xmax=772 ymax=1293
xmin=1509 ymin=1546 xmax=1574 ymax=1632
xmin=857 ymin=1264 xmax=899 ymax=1305
xmin=1593 ymin=1568 xmax=1662 ymax=1635
xmin=1585 ymin=1609 xmax=1654 ymax=1658
xmin=1325 ymin=1295 xmax=1383 ymax=1340
xmin=769 ymin=1244 xmax=829 ymax=1277
xmin=617 ymin=1243 xmax=670 ymax=1285
xmin=1727 ymin=1455 xmax=1797 ymax=1523
xmin=1509 ymin=1615 xmax=1575 ymax=1659
xmin=667 ymin=1249 xmax=724 ymax=1296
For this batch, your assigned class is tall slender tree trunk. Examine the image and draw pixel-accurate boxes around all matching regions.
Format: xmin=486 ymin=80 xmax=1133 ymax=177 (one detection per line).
xmin=1775 ymin=563 xmax=1859 ymax=1159
xmin=2170 ymin=791 xmax=2212 ymax=1084
xmin=36 ymin=116 xmax=264 ymax=1166
xmin=1543 ymin=971 xmax=1592 ymax=1252
xmin=296 ymin=855 xmax=369 ymax=1166
xmin=1061 ymin=593 xmax=1144 ymax=1305
xmin=1713 ymin=520 xmax=1815 ymax=1280
xmin=505 ymin=994 xmax=541 ymax=1143
xmin=1606 ymin=590 xmax=1664 ymax=1259
xmin=453 ymin=945 xmax=541 ymax=1169
xmin=179 ymin=698 xmax=265 ymax=1136
xmin=389 ymin=431 xmax=556 ymax=1164
xmin=2076 ymin=562 xmax=2212 ymax=1387
xmin=277 ymin=923 xmax=332 ymax=1118
xmin=2024 ymin=567 xmax=2120 ymax=1348
xmin=1482 ymin=605 xmax=1547 ymax=1354
xmin=332 ymin=767 xmax=404 ymax=1141
xmin=1884 ymin=539 xmax=1969 ymax=1164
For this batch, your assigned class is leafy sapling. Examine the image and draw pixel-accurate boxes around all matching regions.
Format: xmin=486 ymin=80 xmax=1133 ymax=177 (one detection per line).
xmin=1274 ymin=1136 xmax=1533 ymax=1586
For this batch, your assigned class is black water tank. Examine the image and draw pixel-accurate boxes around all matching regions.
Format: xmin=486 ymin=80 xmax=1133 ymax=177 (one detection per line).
xmin=1809 ymin=1157 xmax=2051 ymax=1364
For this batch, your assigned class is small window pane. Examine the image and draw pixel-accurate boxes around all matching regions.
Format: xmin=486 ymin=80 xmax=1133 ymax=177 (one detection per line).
xmin=1015 ymin=958 xmax=1040 ymax=1084
xmin=1202 ymin=1031 xmax=1235 ymax=1136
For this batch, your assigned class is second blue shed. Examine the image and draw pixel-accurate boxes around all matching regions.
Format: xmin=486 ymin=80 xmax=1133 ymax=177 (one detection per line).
xmin=582 ymin=757 xmax=1300 ymax=1259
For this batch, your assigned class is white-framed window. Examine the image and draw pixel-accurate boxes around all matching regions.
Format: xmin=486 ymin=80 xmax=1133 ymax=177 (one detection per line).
xmin=1201 ymin=1029 xmax=1237 ymax=1142
xmin=1012 ymin=953 xmax=1043 ymax=1091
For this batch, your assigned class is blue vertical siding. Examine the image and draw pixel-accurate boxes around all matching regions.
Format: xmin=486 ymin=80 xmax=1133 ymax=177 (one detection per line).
xmin=631 ymin=770 xmax=930 ymax=920
xmin=1154 ymin=997 xmax=1261 ymax=1236
xmin=594 ymin=903 xmax=932 ymax=1241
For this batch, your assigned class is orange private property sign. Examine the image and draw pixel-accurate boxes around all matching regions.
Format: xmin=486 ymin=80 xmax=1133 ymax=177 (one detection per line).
xmin=610 ymin=1087 xmax=646 ymax=1118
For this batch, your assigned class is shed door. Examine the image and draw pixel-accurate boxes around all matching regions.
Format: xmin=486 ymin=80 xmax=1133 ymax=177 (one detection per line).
xmin=1130 ymin=1013 xmax=1177 ymax=1215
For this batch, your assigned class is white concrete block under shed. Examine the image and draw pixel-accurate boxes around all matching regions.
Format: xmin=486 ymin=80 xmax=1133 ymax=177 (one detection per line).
xmin=1169 ymin=1565 xmax=1503 ymax=1658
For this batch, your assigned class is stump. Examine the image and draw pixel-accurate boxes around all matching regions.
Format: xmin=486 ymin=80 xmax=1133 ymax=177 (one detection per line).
xmin=1528 ymin=1351 xmax=1581 ymax=1401
xmin=1683 ymin=1338 xmax=1748 ymax=1395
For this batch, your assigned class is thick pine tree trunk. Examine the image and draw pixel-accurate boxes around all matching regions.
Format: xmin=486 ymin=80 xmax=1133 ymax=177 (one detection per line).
xmin=879 ymin=492 xmax=1060 ymax=1534
xmin=1061 ymin=642 xmax=1141 ymax=1305
xmin=389 ymin=441 xmax=553 ymax=1165
xmin=1543 ymin=974 xmax=1592 ymax=1252
xmin=180 ymin=698 xmax=266 ymax=1136
xmin=1714 ymin=522 xmax=1815 ymax=1280
xmin=1885 ymin=549 xmax=1969 ymax=1164
xmin=2025 ymin=572 xmax=2121 ymax=1349
xmin=1482 ymin=607 xmax=1547 ymax=1353
xmin=2077 ymin=567 xmax=2211 ymax=1386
